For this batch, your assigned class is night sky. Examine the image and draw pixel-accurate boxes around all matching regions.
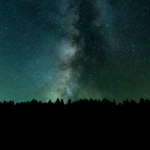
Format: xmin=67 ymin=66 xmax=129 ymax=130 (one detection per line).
xmin=0 ymin=0 xmax=149 ymax=104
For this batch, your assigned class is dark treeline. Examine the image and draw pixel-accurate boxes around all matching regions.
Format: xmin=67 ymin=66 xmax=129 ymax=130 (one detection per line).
xmin=1 ymin=98 xmax=150 ymax=110
xmin=1 ymin=98 xmax=150 ymax=121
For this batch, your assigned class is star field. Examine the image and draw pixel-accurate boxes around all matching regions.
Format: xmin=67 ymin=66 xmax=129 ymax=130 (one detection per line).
xmin=0 ymin=0 xmax=149 ymax=104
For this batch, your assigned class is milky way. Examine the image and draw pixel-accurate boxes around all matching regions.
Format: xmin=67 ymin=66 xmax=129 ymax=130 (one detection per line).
xmin=0 ymin=0 xmax=149 ymax=104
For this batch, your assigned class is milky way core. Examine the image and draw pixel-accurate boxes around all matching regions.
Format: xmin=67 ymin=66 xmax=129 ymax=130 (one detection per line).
xmin=0 ymin=0 xmax=149 ymax=104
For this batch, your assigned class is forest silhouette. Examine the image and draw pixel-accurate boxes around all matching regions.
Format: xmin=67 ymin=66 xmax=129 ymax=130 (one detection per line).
xmin=1 ymin=97 xmax=150 ymax=111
